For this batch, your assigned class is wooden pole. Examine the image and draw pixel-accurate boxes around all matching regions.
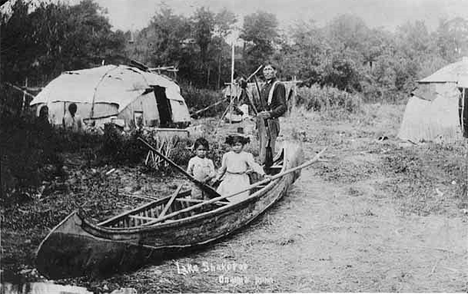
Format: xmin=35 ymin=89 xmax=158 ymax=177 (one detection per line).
xmin=462 ymin=88 xmax=465 ymax=136
xmin=143 ymin=147 xmax=327 ymax=226
xmin=229 ymin=41 xmax=235 ymax=124
xmin=22 ymin=78 xmax=28 ymax=114
xmin=290 ymin=76 xmax=297 ymax=116
xmin=5 ymin=83 xmax=36 ymax=99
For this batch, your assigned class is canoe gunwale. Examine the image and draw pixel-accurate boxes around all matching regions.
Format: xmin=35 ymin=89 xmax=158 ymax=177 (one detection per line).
xmin=80 ymin=170 xmax=287 ymax=234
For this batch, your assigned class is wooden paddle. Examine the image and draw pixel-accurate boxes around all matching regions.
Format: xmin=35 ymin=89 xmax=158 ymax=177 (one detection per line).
xmin=138 ymin=137 xmax=220 ymax=199
xmin=142 ymin=146 xmax=327 ymax=226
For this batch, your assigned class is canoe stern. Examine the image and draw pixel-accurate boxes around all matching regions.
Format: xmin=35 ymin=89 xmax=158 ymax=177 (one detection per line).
xmin=35 ymin=212 xmax=159 ymax=279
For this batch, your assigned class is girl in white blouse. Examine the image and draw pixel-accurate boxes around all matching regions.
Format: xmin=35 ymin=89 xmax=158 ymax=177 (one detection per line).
xmin=215 ymin=135 xmax=269 ymax=203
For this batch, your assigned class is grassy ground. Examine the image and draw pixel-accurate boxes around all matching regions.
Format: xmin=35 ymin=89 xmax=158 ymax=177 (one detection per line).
xmin=1 ymin=103 xmax=468 ymax=293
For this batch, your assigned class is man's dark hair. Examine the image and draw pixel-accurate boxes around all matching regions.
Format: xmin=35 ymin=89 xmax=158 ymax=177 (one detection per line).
xmin=264 ymin=63 xmax=279 ymax=71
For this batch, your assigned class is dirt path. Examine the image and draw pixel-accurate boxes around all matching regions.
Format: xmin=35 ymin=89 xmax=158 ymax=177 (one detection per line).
xmin=272 ymin=106 xmax=467 ymax=292
xmin=266 ymin=168 xmax=466 ymax=292
xmin=277 ymin=106 xmax=467 ymax=292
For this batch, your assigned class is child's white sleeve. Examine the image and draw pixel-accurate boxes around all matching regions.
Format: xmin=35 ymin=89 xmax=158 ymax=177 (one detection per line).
xmin=208 ymin=159 xmax=216 ymax=178
xmin=246 ymin=153 xmax=265 ymax=175
xmin=217 ymin=154 xmax=227 ymax=178
xmin=187 ymin=158 xmax=194 ymax=174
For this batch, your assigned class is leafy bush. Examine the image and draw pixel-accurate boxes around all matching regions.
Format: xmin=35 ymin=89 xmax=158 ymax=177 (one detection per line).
xmin=317 ymin=52 xmax=363 ymax=91
xmin=181 ymin=84 xmax=227 ymax=118
xmin=99 ymin=125 xmax=196 ymax=173
xmin=360 ymin=53 xmax=419 ymax=104
xmin=99 ymin=124 xmax=147 ymax=165
xmin=296 ymin=85 xmax=362 ymax=113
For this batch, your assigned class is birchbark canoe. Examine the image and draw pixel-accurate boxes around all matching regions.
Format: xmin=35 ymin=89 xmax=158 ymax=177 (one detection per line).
xmin=35 ymin=141 xmax=305 ymax=279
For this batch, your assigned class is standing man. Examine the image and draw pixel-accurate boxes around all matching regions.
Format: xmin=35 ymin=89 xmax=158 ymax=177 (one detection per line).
xmin=256 ymin=64 xmax=287 ymax=165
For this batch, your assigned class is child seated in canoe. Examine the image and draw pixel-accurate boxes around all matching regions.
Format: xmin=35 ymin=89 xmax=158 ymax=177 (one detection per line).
xmin=214 ymin=134 xmax=270 ymax=203
xmin=187 ymin=138 xmax=216 ymax=200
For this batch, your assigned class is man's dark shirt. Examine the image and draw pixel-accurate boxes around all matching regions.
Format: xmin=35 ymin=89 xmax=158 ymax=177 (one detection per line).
xmin=258 ymin=77 xmax=287 ymax=118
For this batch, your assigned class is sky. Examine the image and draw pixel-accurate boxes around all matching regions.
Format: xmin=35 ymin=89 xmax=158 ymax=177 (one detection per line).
xmin=85 ymin=0 xmax=468 ymax=32
xmin=2 ymin=0 xmax=468 ymax=32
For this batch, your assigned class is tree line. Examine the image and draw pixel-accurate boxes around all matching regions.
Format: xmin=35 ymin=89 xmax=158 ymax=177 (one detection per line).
xmin=2 ymin=0 xmax=468 ymax=102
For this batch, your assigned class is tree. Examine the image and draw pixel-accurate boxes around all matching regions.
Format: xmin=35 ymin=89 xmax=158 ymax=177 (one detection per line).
xmin=396 ymin=20 xmax=434 ymax=60
xmin=360 ymin=28 xmax=396 ymax=70
xmin=191 ymin=7 xmax=215 ymax=87
xmin=318 ymin=51 xmax=362 ymax=91
xmin=214 ymin=8 xmax=237 ymax=38
xmin=144 ymin=4 xmax=192 ymax=69
xmin=240 ymin=11 xmax=279 ymax=72
xmin=276 ymin=19 xmax=329 ymax=82
xmin=192 ymin=7 xmax=215 ymax=64
xmin=126 ymin=5 xmax=237 ymax=89
xmin=326 ymin=14 xmax=370 ymax=53
xmin=1 ymin=0 xmax=126 ymax=86
xmin=212 ymin=9 xmax=237 ymax=88
xmin=434 ymin=17 xmax=468 ymax=62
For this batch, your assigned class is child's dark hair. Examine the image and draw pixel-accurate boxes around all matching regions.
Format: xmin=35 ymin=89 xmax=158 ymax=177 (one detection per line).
xmin=194 ymin=137 xmax=210 ymax=150
xmin=225 ymin=134 xmax=250 ymax=146
xmin=68 ymin=103 xmax=77 ymax=115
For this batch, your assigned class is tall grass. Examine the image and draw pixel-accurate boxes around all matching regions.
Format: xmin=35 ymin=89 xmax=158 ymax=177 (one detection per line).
xmin=296 ymin=85 xmax=362 ymax=114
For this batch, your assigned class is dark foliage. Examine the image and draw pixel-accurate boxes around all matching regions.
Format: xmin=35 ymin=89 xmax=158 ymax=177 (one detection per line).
xmin=99 ymin=125 xmax=147 ymax=165
xmin=182 ymin=84 xmax=227 ymax=117
xmin=1 ymin=0 xmax=127 ymax=86
xmin=0 ymin=111 xmax=105 ymax=206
